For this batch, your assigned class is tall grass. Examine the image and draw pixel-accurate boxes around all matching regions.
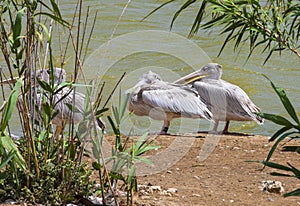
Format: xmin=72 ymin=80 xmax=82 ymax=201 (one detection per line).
xmin=0 ymin=0 xmax=99 ymax=204
xmin=0 ymin=1 xmax=160 ymax=205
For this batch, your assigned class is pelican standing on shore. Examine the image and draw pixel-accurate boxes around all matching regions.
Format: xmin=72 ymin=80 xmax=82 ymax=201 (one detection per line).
xmin=128 ymin=71 xmax=213 ymax=134
xmin=174 ymin=63 xmax=263 ymax=134
xmin=34 ymin=68 xmax=105 ymax=137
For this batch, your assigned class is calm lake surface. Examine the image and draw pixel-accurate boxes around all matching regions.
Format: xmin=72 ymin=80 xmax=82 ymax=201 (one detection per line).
xmin=3 ymin=1 xmax=300 ymax=136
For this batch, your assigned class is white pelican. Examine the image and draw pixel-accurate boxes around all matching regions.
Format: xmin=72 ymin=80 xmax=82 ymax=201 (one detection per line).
xmin=34 ymin=68 xmax=105 ymax=137
xmin=128 ymin=71 xmax=213 ymax=134
xmin=174 ymin=63 xmax=263 ymax=134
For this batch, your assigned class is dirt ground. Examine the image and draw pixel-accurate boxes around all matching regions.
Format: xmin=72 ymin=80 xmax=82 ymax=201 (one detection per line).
xmin=132 ymin=132 xmax=300 ymax=206
xmin=1 ymin=133 xmax=300 ymax=206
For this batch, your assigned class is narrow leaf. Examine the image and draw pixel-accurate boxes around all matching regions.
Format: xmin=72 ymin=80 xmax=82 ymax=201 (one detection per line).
xmin=284 ymin=188 xmax=300 ymax=197
xmin=266 ymin=131 xmax=298 ymax=162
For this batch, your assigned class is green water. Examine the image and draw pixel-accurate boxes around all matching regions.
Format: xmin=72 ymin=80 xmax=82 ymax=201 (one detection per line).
xmin=3 ymin=1 xmax=300 ymax=136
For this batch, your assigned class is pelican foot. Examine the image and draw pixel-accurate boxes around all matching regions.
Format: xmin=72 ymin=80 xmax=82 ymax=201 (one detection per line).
xmin=159 ymin=131 xmax=171 ymax=135
xmin=222 ymin=130 xmax=230 ymax=135
xmin=206 ymin=130 xmax=222 ymax=135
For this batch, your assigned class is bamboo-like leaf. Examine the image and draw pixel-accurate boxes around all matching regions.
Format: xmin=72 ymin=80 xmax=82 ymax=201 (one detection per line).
xmin=261 ymin=161 xmax=292 ymax=172
xmin=92 ymin=162 xmax=101 ymax=170
xmin=36 ymin=22 xmax=50 ymax=40
xmin=0 ymin=150 xmax=16 ymax=170
xmin=142 ymin=0 xmax=176 ymax=21
xmin=12 ymin=8 xmax=25 ymax=49
xmin=268 ymin=126 xmax=292 ymax=142
xmin=1 ymin=78 xmax=22 ymax=132
xmin=37 ymin=79 xmax=52 ymax=92
xmin=267 ymin=77 xmax=299 ymax=124
xmin=170 ymin=0 xmax=197 ymax=29
xmin=42 ymin=102 xmax=51 ymax=116
xmin=50 ymin=0 xmax=62 ymax=19
xmin=112 ymin=106 xmax=120 ymax=126
xmin=287 ymin=162 xmax=300 ymax=178
xmin=282 ymin=146 xmax=300 ymax=154
xmin=107 ymin=115 xmax=120 ymax=137
xmin=265 ymin=131 xmax=298 ymax=162
xmin=120 ymin=93 xmax=130 ymax=122
xmin=256 ymin=112 xmax=294 ymax=127
xmin=0 ymin=135 xmax=26 ymax=171
xmin=284 ymin=188 xmax=300 ymax=197
xmin=34 ymin=12 xmax=69 ymax=27
xmin=218 ymin=28 xmax=235 ymax=56
xmin=189 ymin=0 xmax=208 ymax=37
xmin=270 ymin=172 xmax=293 ymax=177
xmin=95 ymin=108 xmax=109 ymax=116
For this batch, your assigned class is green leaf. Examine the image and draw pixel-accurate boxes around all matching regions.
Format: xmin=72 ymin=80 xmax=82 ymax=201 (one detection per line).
xmin=170 ymin=0 xmax=197 ymax=30
xmin=42 ymin=102 xmax=51 ymax=116
xmin=34 ymin=12 xmax=69 ymax=27
xmin=119 ymin=93 xmax=130 ymax=122
xmin=265 ymin=131 xmax=298 ymax=162
xmin=269 ymin=172 xmax=293 ymax=177
xmin=1 ymin=78 xmax=22 ymax=132
xmin=92 ymin=162 xmax=101 ymax=170
xmin=107 ymin=116 xmax=120 ymax=137
xmin=95 ymin=108 xmax=109 ymax=116
xmin=287 ymin=162 xmax=300 ymax=178
xmin=142 ymin=0 xmax=176 ymax=21
xmin=282 ymin=146 xmax=300 ymax=154
xmin=36 ymin=22 xmax=50 ymax=41
xmin=37 ymin=78 xmax=53 ymax=92
xmin=261 ymin=161 xmax=292 ymax=172
xmin=284 ymin=188 xmax=300 ymax=197
xmin=256 ymin=112 xmax=294 ymax=127
xmin=50 ymin=0 xmax=62 ymax=19
xmin=189 ymin=0 xmax=208 ymax=37
xmin=0 ymin=150 xmax=16 ymax=170
xmin=0 ymin=135 xmax=26 ymax=171
xmin=12 ymin=8 xmax=25 ymax=49
xmin=268 ymin=78 xmax=299 ymax=124
xmin=269 ymin=126 xmax=292 ymax=142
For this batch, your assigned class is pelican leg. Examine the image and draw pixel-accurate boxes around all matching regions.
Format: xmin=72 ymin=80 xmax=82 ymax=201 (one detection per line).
xmin=212 ymin=120 xmax=219 ymax=133
xmin=222 ymin=121 xmax=230 ymax=134
xmin=54 ymin=125 xmax=63 ymax=140
xmin=160 ymin=120 xmax=170 ymax=135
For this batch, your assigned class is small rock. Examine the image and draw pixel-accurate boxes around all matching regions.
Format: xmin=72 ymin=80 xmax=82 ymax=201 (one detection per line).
xmin=230 ymin=199 xmax=234 ymax=203
xmin=88 ymin=196 xmax=103 ymax=204
xmin=5 ymin=199 xmax=17 ymax=204
xmin=193 ymin=176 xmax=200 ymax=180
xmin=268 ymin=197 xmax=274 ymax=202
xmin=167 ymin=170 xmax=172 ymax=174
xmin=192 ymin=194 xmax=201 ymax=197
xmin=167 ymin=188 xmax=177 ymax=193
xmin=260 ymin=180 xmax=284 ymax=194
xmin=160 ymin=190 xmax=169 ymax=196
xmin=150 ymin=185 xmax=162 ymax=191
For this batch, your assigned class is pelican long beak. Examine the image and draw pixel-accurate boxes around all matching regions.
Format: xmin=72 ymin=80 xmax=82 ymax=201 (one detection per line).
xmin=173 ymin=71 xmax=208 ymax=85
xmin=0 ymin=77 xmax=19 ymax=85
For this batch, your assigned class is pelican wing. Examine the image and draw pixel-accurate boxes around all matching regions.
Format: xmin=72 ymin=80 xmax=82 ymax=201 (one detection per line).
xmin=139 ymin=82 xmax=212 ymax=120
xmin=194 ymin=79 xmax=263 ymax=123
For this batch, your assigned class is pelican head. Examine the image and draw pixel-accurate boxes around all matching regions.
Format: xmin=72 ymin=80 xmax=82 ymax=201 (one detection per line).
xmin=140 ymin=71 xmax=161 ymax=84
xmin=35 ymin=67 xmax=66 ymax=84
xmin=126 ymin=71 xmax=161 ymax=95
xmin=173 ymin=63 xmax=222 ymax=84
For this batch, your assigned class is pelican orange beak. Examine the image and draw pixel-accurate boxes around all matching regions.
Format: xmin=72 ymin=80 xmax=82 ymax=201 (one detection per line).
xmin=173 ymin=71 xmax=208 ymax=85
